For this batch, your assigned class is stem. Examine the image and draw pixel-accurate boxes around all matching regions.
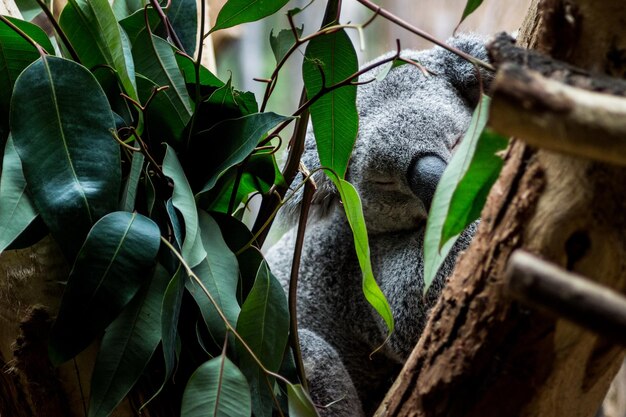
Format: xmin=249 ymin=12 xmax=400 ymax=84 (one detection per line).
xmin=33 ymin=0 xmax=80 ymax=62
xmin=355 ymin=0 xmax=494 ymax=71
xmin=159 ymin=237 xmax=292 ymax=386
xmin=148 ymin=0 xmax=185 ymax=51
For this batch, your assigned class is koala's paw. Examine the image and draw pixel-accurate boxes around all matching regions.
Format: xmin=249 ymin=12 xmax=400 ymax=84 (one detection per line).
xmin=299 ymin=329 xmax=365 ymax=417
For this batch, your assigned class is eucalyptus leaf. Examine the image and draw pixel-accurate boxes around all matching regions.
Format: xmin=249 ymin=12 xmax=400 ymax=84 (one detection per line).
xmin=133 ymin=31 xmax=193 ymax=141
xmin=210 ymin=0 xmax=290 ymax=33
xmin=10 ymin=56 xmax=121 ymax=259
xmin=423 ymin=94 xmax=491 ymax=293
xmin=303 ymin=28 xmax=358 ymax=179
xmin=167 ymin=0 xmax=197 ymax=55
xmin=188 ymin=211 xmax=240 ymax=345
xmin=442 ymin=129 xmax=508 ymax=242
xmin=331 ymin=176 xmax=394 ymax=334
xmin=458 ymin=0 xmax=484 ymax=26
xmin=111 ymin=0 xmax=146 ymax=20
xmin=163 ymin=145 xmax=206 ymax=268
xmin=49 ymin=211 xmax=161 ymax=365
xmin=196 ymin=112 xmax=291 ymax=195
xmin=121 ymin=152 xmax=145 ymax=212
xmin=60 ymin=0 xmax=138 ymax=99
xmin=181 ymin=355 xmax=251 ymax=417
xmin=0 ymin=135 xmax=38 ymax=255
xmin=88 ymin=264 xmax=169 ymax=417
xmin=119 ymin=7 xmax=161 ymax=45
xmin=0 ymin=16 xmax=54 ymax=139
xmin=269 ymin=26 xmax=303 ymax=64
xmin=236 ymin=261 xmax=289 ymax=417
xmin=176 ymin=52 xmax=224 ymax=88
xmin=287 ymin=383 xmax=319 ymax=417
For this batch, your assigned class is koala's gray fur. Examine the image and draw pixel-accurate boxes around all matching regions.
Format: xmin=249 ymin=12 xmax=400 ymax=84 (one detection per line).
xmin=266 ymin=34 xmax=491 ymax=416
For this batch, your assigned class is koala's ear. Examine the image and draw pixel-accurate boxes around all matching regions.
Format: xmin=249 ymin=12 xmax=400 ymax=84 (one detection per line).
xmin=436 ymin=33 xmax=493 ymax=107
xmin=280 ymin=126 xmax=338 ymax=225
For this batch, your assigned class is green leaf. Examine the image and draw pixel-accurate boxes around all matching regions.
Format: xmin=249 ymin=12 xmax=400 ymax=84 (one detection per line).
xmin=442 ymin=129 xmax=508 ymax=242
xmin=423 ymin=94 xmax=491 ymax=293
xmin=133 ymin=31 xmax=193 ymax=140
xmin=88 ymin=264 xmax=169 ymax=417
xmin=111 ymin=0 xmax=146 ymax=20
xmin=176 ymin=52 xmax=224 ymax=88
xmin=181 ymin=355 xmax=251 ymax=417
xmin=167 ymin=0 xmax=197 ymax=55
xmin=196 ymin=112 xmax=291 ymax=195
xmin=236 ymin=261 xmax=289 ymax=417
xmin=332 ymin=176 xmax=394 ymax=334
xmin=269 ymin=26 xmax=303 ymax=64
xmin=10 ymin=56 xmax=121 ymax=259
xmin=303 ymin=28 xmax=358 ymax=179
xmin=120 ymin=152 xmax=144 ymax=212
xmin=210 ymin=0 xmax=290 ymax=33
xmin=60 ymin=0 xmax=138 ymax=100
xmin=287 ymin=384 xmax=319 ymax=417
xmin=49 ymin=211 xmax=161 ymax=365
xmin=0 ymin=16 xmax=54 ymax=138
xmin=459 ymin=0 xmax=484 ymax=26
xmin=188 ymin=211 xmax=240 ymax=345
xmin=163 ymin=145 xmax=206 ymax=268
xmin=118 ymin=7 xmax=161 ymax=45
xmin=0 ymin=135 xmax=38 ymax=255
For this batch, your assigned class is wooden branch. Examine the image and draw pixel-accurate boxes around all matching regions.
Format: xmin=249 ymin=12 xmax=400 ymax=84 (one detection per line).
xmin=506 ymin=250 xmax=626 ymax=346
xmin=489 ymin=64 xmax=626 ymax=166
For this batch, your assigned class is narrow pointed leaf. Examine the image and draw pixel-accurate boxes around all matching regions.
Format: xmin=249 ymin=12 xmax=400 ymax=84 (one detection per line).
xmin=287 ymin=383 xmax=319 ymax=417
xmin=441 ymin=129 xmax=508 ymax=242
xmin=60 ymin=0 xmax=138 ymax=99
xmin=303 ymin=28 xmax=358 ymax=179
xmin=188 ymin=211 xmax=240 ymax=344
xmin=121 ymin=152 xmax=144 ymax=211
xmin=49 ymin=211 xmax=160 ymax=364
xmin=196 ymin=112 xmax=291 ymax=195
xmin=332 ymin=176 xmax=393 ymax=333
xmin=236 ymin=261 xmax=289 ymax=417
xmin=133 ymin=31 xmax=193 ymax=140
xmin=10 ymin=56 xmax=121 ymax=259
xmin=181 ymin=355 xmax=251 ymax=417
xmin=459 ymin=0 xmax=484 ymax=26
xmin=88 ymin=264 xmax=169 ymax=417
xmin=0 ymin=135 xmax=38 ymax=254
xmin=167 ymin=0 xmax=197 ymax=55
xmin=424 ymin=95 xmax=491 ymax=292
xmin=163 ymin=145 xmax=206 ymax=268
xmin=0 ymin=16 xmax=54 ymax=137
xmin=161 ymin=267 xmax=186 ymax=394
xmin=210 ymin=0 xmax=290 ymax=33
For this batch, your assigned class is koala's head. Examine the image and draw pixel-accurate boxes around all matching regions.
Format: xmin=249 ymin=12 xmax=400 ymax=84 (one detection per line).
xmin=292 ymin=34 xmax=492 ymax=233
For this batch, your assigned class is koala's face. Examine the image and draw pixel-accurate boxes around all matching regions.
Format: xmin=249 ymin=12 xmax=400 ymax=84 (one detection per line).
xmin=350 ymin=65 xmax=473 ymax=233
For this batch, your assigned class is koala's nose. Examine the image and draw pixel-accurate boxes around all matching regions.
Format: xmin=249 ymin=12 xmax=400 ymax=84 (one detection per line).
xmin=406 ymin=154 xmax=447 ymax=212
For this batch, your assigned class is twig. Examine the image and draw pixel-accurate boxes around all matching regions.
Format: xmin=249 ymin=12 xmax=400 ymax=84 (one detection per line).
xmin=33 ymin=0 xmax=80 ymax=62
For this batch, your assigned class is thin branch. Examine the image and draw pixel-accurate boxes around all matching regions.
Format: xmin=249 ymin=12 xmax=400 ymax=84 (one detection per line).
xmin=148 ymin=0 xmax=185 ymax=52
xmin=33 ymin=0 xmax=80 ymax=62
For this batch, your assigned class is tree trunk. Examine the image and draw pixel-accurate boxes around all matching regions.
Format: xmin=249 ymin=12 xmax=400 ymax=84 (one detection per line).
xmin=376 ymin=1 xmax=626 ymax=416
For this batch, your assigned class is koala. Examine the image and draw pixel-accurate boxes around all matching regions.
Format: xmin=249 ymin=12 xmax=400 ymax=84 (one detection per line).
xmin=265 ymin=34 xmax=492 ymax=416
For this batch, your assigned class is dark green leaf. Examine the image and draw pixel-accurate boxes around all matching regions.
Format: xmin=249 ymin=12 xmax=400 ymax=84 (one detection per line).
xmin=133 ymin=31 xmax=193 ymax=141
xmin=287 ymin=383 xmax=319 ymax=417
xmin=424 ymin=95 xmax=491 ymax=292
xmin=163 ymin=145 xmax=206 ymax=268
xmin=121 ymin=152 xmax=145 ymax=212
xmin=49 ymin=211 xmax=160 ymax=364
xmin=303 ymin=28 xmax=358 ymax=179
xmin=331 ymin=176 xmax=393 ymax=334
xmin=88 ymin=264 xmax=169 ymax=417
xmin=111 ymin=0 xmax=146 ymax=20
xmin=188 ymin=211 xmax=240 ymax=345
xmin=60 ymin=0 xmax=138 ymax=99
xmin=167 ymin=0 xmax=197 ymax=55
xmin=196 ymin=112 xmax=291 ymax=195
xmin=459 ymin=0 xmax=484 ymax=26
xmin=0 ymin=16 xmax=54 ymax=137
xmin=269 ymin=26 xmax=302 ymax=64
xmin=210 ymin=0 xmax=289 ymax=33
xmin=119 ymin=7 xmax=161 ymax=45
xmin=10 ymin=56 xmax=121 ymax=259
xmin=181 ymin=355 xmax=251 ymax=417
xmin=442 ymin=129 xmax=508 ymax=242
xmin=176 ymin=52 xmax=224 ymax=88
xmin=236 ymin=261 xmax=289 ymax=417
xmin=0 ymin=135 xmax=38 ymax=255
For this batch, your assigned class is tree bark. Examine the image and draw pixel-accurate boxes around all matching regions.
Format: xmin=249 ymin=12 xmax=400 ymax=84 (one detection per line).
xmin=376 ymin=1 xmax=626 ymax=416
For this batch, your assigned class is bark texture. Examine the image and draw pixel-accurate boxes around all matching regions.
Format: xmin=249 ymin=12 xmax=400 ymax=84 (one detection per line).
xmin=376 ymin=1 xmax=626 ymax=416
